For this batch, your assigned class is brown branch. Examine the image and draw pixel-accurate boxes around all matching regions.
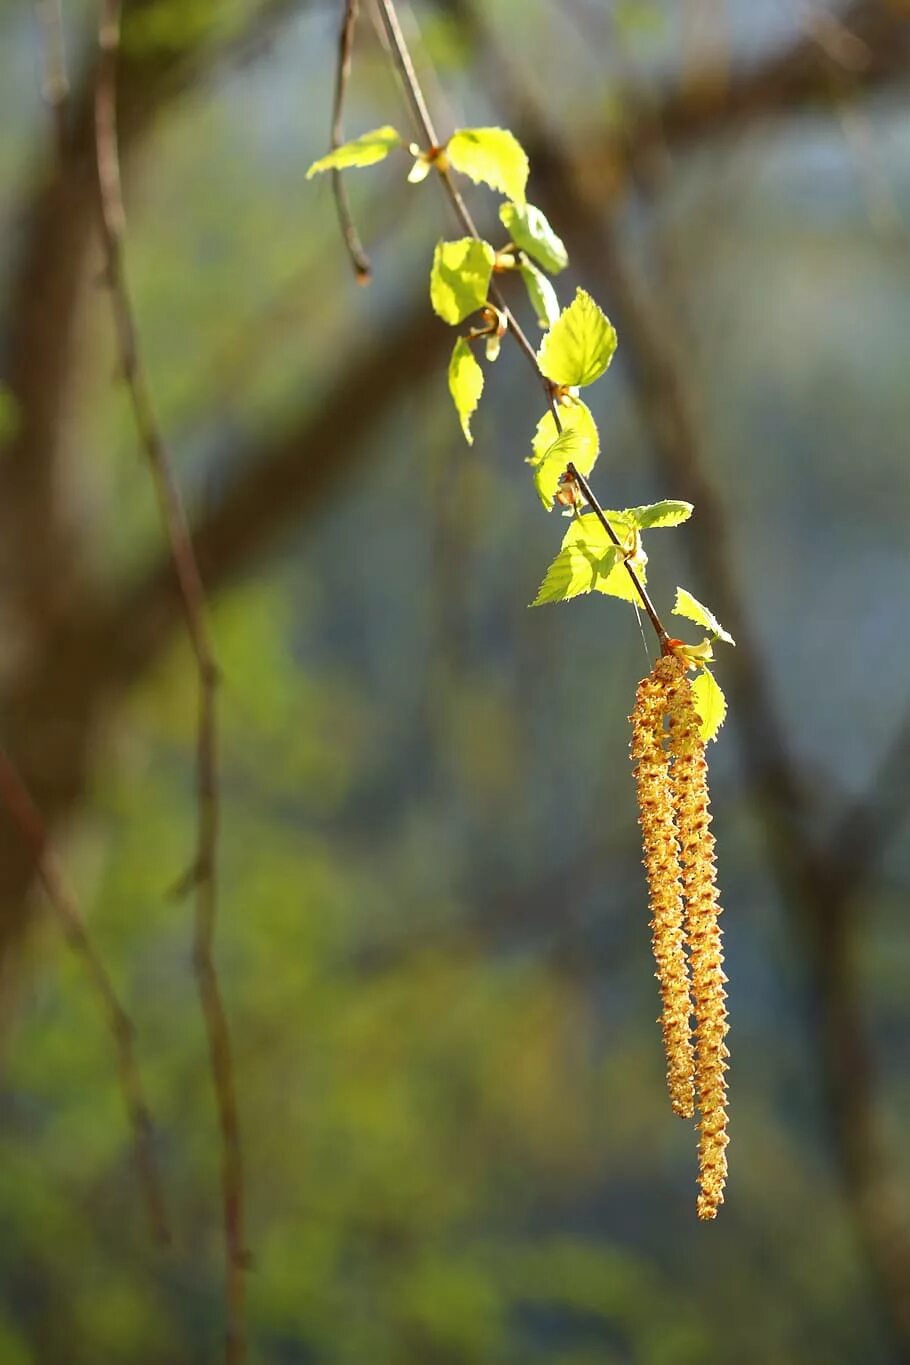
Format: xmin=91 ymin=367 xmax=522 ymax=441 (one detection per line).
xmin=0 ymin=747 xmax=169 ymax=1245
xmin=824 ymin=705 xmax=910 ymax=892
xmin=110 ymin=307 xmax=445 ymax=665
xmin=93 ymin=5 xmax=246 ymax=1361
xmin=611 ymin=0 xmax=910 ymax=178
xmin=0 ymin=303 xmax=444 ymax=981
xmin=2 ymin=1 xmax=310 ymax=701
xmin=332 ymin=0 xmax=372 ymax=281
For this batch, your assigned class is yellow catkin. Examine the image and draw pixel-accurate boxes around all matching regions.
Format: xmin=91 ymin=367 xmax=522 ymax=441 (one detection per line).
xmin=630 ymin=658 xmax=695 ymax=1119
xmin=665 ymin=665 xmax=729 ymax=1220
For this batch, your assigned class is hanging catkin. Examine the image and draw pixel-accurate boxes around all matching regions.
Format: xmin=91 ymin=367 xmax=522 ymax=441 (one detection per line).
xmin=629 ymin=657 xmax=695 ymax=1119
xmin=665 ymin=663 xmax=730 ymax=1220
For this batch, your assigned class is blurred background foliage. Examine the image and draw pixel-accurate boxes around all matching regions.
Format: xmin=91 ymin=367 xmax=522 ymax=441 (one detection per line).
xmin=1 ymin=0 xmax=909 ymax=1361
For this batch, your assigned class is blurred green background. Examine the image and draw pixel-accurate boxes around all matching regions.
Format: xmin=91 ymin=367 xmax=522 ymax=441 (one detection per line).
xmin=1 ymin=1 xmax=909 ymax=1361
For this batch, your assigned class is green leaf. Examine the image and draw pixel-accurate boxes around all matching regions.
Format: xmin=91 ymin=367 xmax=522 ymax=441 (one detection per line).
xmin=692 ymin=668 xmax=727 ymax=742
xmin=520 ymin=260 xmax=560 ymax=329
xmin=499 ymin=202 xmax=568 ymax=273
xmin=673 ymin=588 xmax=735 ymax=644
xmin=306 ymin=126 xmax=401 ymax=177
xmin=537 ymin=288 xmax=618 ymax=388
xmin=531 ymin=542 xmax=620 ymax=607
xmin=563 ymin=514 xmax=646 ymax=602
xmin=429 ymin=238 xmax=495 ymax=325
xmin=625 ymin=500 xmax=694 ymax=531
xmin=529 ymin=399 xmax=599 ymax=509
xmin=448 ymin=338 xmax=484 ymax=444
xmin=446 ymin=127 xmax=529 ymax=204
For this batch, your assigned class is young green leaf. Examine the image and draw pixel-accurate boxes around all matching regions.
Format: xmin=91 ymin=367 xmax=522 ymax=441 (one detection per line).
xmin=531 ymin=541 xmax=621 ymax=607
xmin=529 ymin=399 xmax=599 ymax=509
xmin=306 ymin=126 xmax=401 ymax=177
xmin=692 ymin=668 xmax=727 ymax=743
xmin=674 ymin=588 xmax=735 ymax=644
xmin=446 ymin=127 xmax=529 ymax=204
xmin=537 ymin=288 xmax=618 ymax=388
xmin=625 ymin=500 xmax=694 ymax=531
xmin=520 ymin=260 xmax=560 ymax=329
xmin=499 ymin=201 xmax=568 ymax=274
xmin=407 ymin=155 xmax=432 ymax=183
xmin=448 ymin=337 xmax=484 ymax=444
xmin=430 ymin=238 xmax=495 ymax=325
xmin=563 ymin=513 xmax=647 ymax=602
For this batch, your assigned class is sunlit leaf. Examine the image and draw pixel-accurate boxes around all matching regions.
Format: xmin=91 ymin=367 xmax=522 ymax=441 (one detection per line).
xmin=446 ymin=127 xmax=529 ymax=204
xmin=520 ymin=260 xmax=560 ymax=329
xmin=531 ymin=541 xmax=620 ymax=606
xmin=429 ymin=238 xmax=495 ymax=325
xmin=448 ymin=338 xmax=484 ymax=444
xmin=674 ymin=587 xmax=735 ymax=644
xmin=306 ymin=126 xmax=401 ymax=177
xmin=537 ymin=288 xmax=617 ymax=388
xmin=499 ymin=201 xmax=568 ymax=273
xmin=529 ymin=400 xmax=599 ymax=509
xmin=692 ymin=668 xmax=727 ymax=742
xmin=563 ymin=513 xmax=647 ymax=602
xmin=625 ymin=500 xmax=694 ymax=530
xmin=407 ymin=155 xmax=432 ymax=183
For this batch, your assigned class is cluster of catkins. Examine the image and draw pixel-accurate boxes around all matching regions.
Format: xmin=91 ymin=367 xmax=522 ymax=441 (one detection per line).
xmin=629 ymin=652 xmax=729 ymax=1219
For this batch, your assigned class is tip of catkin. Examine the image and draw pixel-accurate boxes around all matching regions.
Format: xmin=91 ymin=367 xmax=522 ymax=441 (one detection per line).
xmin=696 ymin=1194 xmax=721 ymax=1221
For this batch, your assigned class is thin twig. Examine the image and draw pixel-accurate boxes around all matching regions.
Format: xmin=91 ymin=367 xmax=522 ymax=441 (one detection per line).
xmin=567 ymin=463 xmax=669 ymax=645
xmin=374 ymin=0 xmax=555 ymax=404
xmin=0 ymin=747 xmax=170 ymax=1244
xmin=373 ymin=0 xmax=670 ymax=644
xmin=93 ymin=5 xmax=247 ymax=1362
xmin=332 ymin=0 xmax=372 ymax=282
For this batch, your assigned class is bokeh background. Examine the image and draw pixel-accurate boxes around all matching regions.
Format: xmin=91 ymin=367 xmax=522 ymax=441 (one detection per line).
xmin=1 ymin=1 xmax=910 ymax=1361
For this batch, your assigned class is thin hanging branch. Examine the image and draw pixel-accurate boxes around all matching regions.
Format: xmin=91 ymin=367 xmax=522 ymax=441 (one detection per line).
xmin=93 ymin=4 xmax=247 ymax=1362
xmin=373 ymin=0 xmax=553 ymax=397
xmin=332 ymin=0 xmax=373 ymax=281
xmin=0 ymin=747 xmax=170 ymax=1245
xmin=373 ymin=0 xmax=668 ymax=643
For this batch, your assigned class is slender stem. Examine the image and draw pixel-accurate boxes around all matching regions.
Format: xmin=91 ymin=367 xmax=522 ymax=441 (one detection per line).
xmin=332 ymin=0 xmax=372 ymax=282
xmin=375 ymin=0 xmax=670 ymax=643
xmin=94 ymin=4 xmax=247 ymax=1361
xmin=567 ymin=463 xmax=669 ymax=645
xmin=374 ymin=0 xmax=555 ymax=413
xmin=0 ymin=748 xmax=170 ymax=1245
